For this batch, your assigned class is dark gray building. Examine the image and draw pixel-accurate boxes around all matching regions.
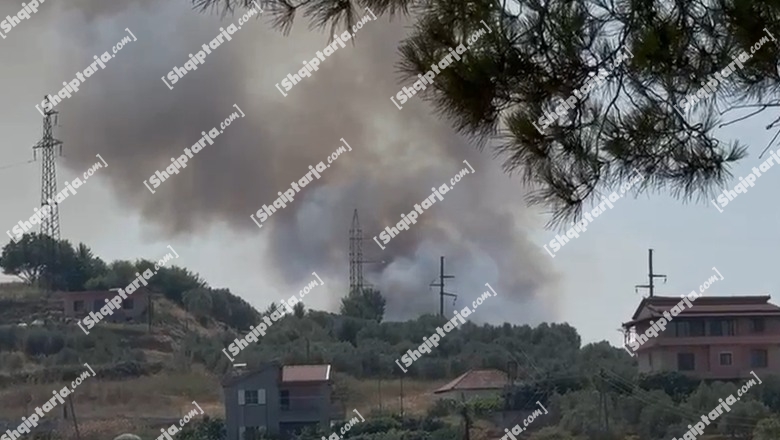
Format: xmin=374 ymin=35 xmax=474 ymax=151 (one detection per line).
xmin=222 ymin=363 xmax=345 ymax=439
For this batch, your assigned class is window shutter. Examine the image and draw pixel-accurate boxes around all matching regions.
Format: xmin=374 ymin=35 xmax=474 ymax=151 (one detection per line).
xmin=238 ymin=390 xmax=245 ymax=405
xmin=239 ymin=426 xmax=245 ymax=440
xmin=258 ymin=389 xmax=266 ymax=405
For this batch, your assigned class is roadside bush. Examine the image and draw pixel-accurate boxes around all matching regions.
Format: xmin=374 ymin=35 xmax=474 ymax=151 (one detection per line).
xmin=0 ymin=351 xmax=24 ymax=372
xmin=426 ymin=398 xmax=458 ymax=418
xmin=23 ymin=329 xmax=63 ymax=356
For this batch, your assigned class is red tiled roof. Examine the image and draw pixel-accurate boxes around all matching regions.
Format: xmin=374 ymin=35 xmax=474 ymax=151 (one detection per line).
xmin=624 ymin=295 xmax=780 ymax=326
xmin=282 ymin=365 xmax=331 ymax=383
xmin=434 ymin=369 xmax=507 ymax=394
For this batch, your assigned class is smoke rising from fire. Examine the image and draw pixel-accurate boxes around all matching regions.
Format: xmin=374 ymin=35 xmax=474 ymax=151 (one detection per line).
xmin=6 ymin=0 xmax=561 ymax=323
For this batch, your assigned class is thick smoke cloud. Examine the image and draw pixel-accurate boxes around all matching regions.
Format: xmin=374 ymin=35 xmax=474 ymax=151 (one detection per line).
xmin=9 ymin=0 xmax=560 ymax=323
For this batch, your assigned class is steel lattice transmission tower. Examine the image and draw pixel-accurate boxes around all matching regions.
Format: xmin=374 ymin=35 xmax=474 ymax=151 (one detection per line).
xmin=349 ymin=209 xmax=364 ymax=294
xmin=33 ymin=96 xmax=63 ymax=240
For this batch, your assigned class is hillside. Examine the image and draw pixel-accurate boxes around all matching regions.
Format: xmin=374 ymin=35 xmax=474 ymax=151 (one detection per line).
xmin=0 ymin=282 xmax=454 ymax=440
xmin=3 ymin=236 xmax=780 ymax=440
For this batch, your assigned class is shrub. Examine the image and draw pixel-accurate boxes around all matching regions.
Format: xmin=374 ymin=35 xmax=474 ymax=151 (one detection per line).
xmin=427 ymin=399 xmax=458 ymax=418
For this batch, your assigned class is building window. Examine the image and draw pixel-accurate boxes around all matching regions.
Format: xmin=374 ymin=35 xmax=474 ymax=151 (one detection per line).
xmin=719 ymin=352 xmax=732 ymax=366
xmin=73 ymin=300 xmax=84 ymax=312
xmin=676 ymin=321 xmax=706 ymax=337
xmin=690 ymin=320 xmax=705 ymax=337
xmin=712 ymin=320 xmax=737 ymax=336
xmin=122 ymin=299 xmax=133 ymax=310
xmin=710 ymin=320 xmax=723 ymax=336
xmin=93 ymin=299 xmax=103 ymax=311
xmin=280 ymin=390 xmax=290 ymax=411
xmin=240 ymin=389 xmax=266 ymax=405
xmin=751 ymin=349 xmax=768 ymax=368
xmin=678 ymin=353 xmax=695 ymax=371
xmin=245 ymin=390 xmax=258 ymax=404
xmin=676 ymin=321 xmax=690 ymax=337
xmin=751 ymin=318 xmax=766 ymax=333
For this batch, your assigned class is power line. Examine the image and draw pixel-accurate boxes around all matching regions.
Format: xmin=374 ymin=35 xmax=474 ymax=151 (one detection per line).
xmin=0 ymin=158 xmax=35 ymax=172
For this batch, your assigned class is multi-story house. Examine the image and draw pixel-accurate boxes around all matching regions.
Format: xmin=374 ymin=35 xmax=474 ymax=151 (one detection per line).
xmin=622 ymin=295 xmax=780 ymax=379
xmin=222 ymin=363 xmax=345 ymax=439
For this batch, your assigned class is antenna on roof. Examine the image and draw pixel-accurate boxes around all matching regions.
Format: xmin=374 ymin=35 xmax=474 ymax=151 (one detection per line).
xmin=634 ymin=249 xmax=667 ymax=298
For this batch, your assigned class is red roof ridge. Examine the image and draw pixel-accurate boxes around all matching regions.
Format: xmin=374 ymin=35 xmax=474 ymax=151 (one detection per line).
xmin=433 ymin=368 xmax=507 ymax=394
xmin=625 ymin=294 xmax=779 ymax=327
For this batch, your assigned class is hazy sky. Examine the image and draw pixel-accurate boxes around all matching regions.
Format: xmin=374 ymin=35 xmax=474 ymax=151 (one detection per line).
xmin=0 ymin=0 xmax=775 ymax=348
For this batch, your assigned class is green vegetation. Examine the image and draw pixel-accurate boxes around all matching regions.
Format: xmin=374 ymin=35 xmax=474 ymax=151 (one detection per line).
xmin=4 ymin=235 xmax=780 ymax=440
xmin=1 ymin=233 xmax=259 ymax=330
xmin=186 ymin=0 xmax=780 ymax=226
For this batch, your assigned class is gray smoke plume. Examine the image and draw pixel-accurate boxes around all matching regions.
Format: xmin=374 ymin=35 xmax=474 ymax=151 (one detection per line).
xmin=6 ymin=0 xmax=561 ymax=323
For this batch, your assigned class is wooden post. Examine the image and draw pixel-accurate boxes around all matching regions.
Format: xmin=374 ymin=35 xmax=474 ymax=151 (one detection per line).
xmin=67 ymin=395 xmax=81 ymax=440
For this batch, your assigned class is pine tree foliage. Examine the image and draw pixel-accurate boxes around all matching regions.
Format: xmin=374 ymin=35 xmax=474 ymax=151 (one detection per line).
xmin=185 ymin=0 xmax=780 ymax=225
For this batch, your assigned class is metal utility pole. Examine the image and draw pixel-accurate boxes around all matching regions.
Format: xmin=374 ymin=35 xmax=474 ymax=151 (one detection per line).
xmin=349 ymin=209 xmax=365 ymax=294
xmin=33 ymin=96 xmax=63 ymax=241
xmin=634 ymin=249 xmax=667 ymax=297
xmin=348 ymin=209 xmax=385 ymax=295
xmin=33 ymin=96 xmax=63 ymax=294
xmin=430 ymin=256 xmax=456 ymax=317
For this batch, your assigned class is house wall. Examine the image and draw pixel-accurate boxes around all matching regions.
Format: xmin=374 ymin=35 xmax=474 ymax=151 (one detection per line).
xmin=279 ymin=382 xmax=332 ymax=429
xmin=63 ymin=292 xmax=147 ymax=322
xmin=223 ymin=367 xmax=281 ymax=439
xmin=632 ymin=316 xmax=780 ymax=379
